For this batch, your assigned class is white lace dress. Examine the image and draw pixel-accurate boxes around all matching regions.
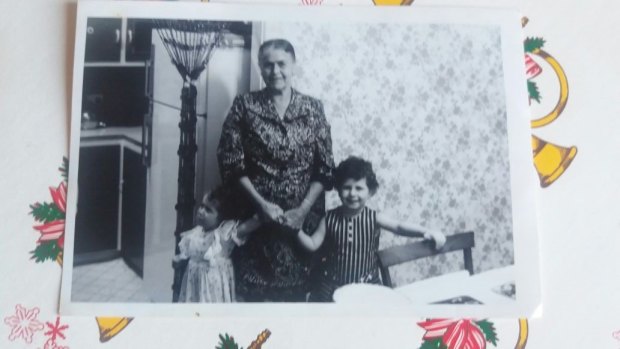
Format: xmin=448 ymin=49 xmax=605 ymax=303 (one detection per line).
xmin=177 ymin=220 xmax=245 ymax=303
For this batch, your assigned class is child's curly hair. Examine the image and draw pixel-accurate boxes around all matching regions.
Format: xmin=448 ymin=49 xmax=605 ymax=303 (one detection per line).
xmin=334 ymin=156 xmax=380 ymax=194
xmin=201 ymin=185 xmax=234 ymax=220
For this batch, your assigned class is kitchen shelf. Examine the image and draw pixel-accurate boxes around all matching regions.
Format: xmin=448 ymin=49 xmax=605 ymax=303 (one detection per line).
xmin=84 ymin=62 xmax=147 ymax=67
xmin=85 ymin=17 xmax=153 ymax=65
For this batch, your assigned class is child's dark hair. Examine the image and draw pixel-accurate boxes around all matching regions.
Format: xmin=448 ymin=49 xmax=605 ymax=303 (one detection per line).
xmin=202 ymin=185 xmax=233 ymax=220
xmin=334 ymin=156 xmax=379 ymax=193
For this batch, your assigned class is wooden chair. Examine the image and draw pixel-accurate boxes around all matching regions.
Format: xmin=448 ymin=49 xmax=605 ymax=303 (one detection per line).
xmin=376 ymin=231 xmax=475 ymax=288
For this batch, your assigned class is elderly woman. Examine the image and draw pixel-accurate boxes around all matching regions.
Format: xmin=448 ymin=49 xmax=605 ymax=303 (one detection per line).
xmin=217 ymin=39 xmax=335 ymax=302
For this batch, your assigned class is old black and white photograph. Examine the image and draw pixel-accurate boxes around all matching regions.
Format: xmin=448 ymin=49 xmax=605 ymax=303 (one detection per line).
xmin=61 ymin=1 xmax=540 ymax=317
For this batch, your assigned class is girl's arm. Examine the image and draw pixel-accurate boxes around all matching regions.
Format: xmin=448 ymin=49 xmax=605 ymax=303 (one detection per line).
xmin=236 ymin=215 xmax=262 ymax=241
xmin=376 ymin=213 xmax=424 ymax=237
xmin=173 ymin=229 xmax=193 ymax=262
xmin=226 ymin=216 xmax=261 ymax=248
xmin=283 ymin=181 xmax=324 ymax=230
xmin=376 ymin=213 xmax=446 ymax=249
xmin=296 ymin=217 xmax=327 ymax=252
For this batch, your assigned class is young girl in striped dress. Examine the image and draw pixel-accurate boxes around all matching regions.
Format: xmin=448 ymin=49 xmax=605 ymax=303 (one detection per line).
xmin=293 ymin=156 xmax=447 ymax=302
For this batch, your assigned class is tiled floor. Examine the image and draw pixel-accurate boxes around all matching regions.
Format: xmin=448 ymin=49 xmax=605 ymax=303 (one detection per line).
xmin=72 ymin=258 xmax=152 ymax=303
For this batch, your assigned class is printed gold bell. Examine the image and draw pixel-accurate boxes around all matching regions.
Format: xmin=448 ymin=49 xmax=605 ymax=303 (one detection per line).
xmin=96 ymin=317 xmax=133 ymax=343
xmin=373 ymin=0 xmax=406 ymax=5
xmin=531 ymin=135 xmax=577 ymax=188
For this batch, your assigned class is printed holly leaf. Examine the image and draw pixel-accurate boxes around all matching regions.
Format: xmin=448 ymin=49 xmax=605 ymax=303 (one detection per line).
xmin=528 ymin=80 xmax=542 ymax=103
xmin=419 ymin=338 xmax=446 ymax=349
xmin=476 ymin=320 xmax=498 ymax=346
xmin=30 ymin=241 xmax=61 ymax=263
xmin=59 ymin=157 xmax=69 ymax=182
xmin=216 ymin=333 xmax=242 ymax=349
xmin=30 ymin=202 xmax=64 ymax=223
xmin=524 ymin=37 xmax=545 ymax=53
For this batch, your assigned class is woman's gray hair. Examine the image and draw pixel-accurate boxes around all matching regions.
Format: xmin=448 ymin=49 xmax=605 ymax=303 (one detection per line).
xmin=258 ymin=39 xmax=296 ymax=62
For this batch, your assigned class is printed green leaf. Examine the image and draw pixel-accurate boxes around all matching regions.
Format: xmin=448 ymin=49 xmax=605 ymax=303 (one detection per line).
xmin=524 ymin=37 xmax=545 ymax=53
xmin=528 ymin=80 xmax=542 ymax=103
xmin=419 ymin=338 xmax=446 ymax=349
xmin=30 ymin=202 xmax=64 ymax=223
xmin=216 ymin=333 xmax=242 ymax=349
xmin=476 ymin=320 xmax=499 ymax=346
xmin=59 ymin=157 xmax=69 ymax=182
xmin=30 ymin=241 xmax=61 ymax=263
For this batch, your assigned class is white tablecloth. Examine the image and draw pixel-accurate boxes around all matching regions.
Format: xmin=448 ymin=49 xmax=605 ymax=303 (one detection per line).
xmin=395 ymin=265 xmax=516 ymax=305
xmin=332 ymin=266 xmax=516 ymax=306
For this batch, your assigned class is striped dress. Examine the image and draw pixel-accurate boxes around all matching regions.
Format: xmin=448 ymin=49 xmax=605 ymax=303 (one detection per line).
xmin=310 ymin=206 xmax=381 ymax=301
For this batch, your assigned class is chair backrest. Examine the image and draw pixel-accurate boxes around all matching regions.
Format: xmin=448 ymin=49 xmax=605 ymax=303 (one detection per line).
xmin=376 ymin=231 xmax=475 ymax=288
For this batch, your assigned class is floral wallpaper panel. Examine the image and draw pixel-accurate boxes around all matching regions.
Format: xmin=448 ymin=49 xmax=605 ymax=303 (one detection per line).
xmin=260 ymin=21 xmax=513 ymax=285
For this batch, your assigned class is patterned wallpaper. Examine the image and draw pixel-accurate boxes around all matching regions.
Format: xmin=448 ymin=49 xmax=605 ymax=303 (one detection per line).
xmin=261 ymin=22 xmax=513 ymax=285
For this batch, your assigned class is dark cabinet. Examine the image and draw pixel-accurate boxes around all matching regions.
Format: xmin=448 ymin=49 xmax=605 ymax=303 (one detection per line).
xmin=84 ymin=17 xmax=153 ymax=64
xmin=85 ymin=18 xmax=122 ymax=63
xmin=82 ymin=67 xmax=147 ymax=127
xmin=121 ymin=148 xmax=147 ymax=277
xmin=126 ymin=19 xmax=153 ymax=62
xmin=74 ymin=145 xmax=121 ymax=257
xmin=74 ymin=143 xmax=147 ymax=278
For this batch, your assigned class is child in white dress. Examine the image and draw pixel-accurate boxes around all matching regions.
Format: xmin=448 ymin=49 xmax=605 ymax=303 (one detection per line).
xmin=175 ymin=188 xmax=260 ymax=302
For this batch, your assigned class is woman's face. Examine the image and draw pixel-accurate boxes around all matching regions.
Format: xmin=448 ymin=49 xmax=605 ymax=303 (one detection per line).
xmin=259 ymin=47 xmax=295 ymax=93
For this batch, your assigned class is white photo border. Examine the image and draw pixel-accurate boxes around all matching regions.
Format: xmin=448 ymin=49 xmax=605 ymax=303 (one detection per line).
xmin=61 ymin=0 xmax=541 ymax=318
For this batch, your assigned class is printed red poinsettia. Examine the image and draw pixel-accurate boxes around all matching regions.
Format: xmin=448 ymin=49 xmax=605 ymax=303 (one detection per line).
xmin=524 ymin=54 xmax=542 ymax=80
xmin=29 ymin=158 xmax=68 ymax=263
xmin=34 ymin=182 xmax=67 ymax=246
xmin=418 ymin=318 xmax=498 ymax=349
xmin=524 ymin=37 xmax=546 ymax=104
